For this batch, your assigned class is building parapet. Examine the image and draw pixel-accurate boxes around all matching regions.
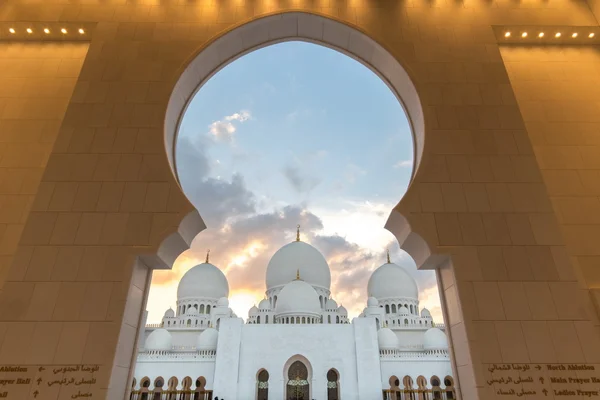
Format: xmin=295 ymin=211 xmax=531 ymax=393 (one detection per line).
xmin=137 ymin=350 xmax=216 ymax=361
xmin=379 ymin=349 xmax=449 ymax=360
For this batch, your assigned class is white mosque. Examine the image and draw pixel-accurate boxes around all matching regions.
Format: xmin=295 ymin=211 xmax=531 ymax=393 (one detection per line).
xmin=132 ymin=228 xmax=455 ymax=400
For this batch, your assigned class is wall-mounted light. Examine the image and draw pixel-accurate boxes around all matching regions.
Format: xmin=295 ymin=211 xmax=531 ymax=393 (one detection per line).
xmin=61 ymin=28 xmax=67 ymax=34
xmin=26 ymin=28 xmax=32 ymax=34
xmin=505 ymin=32 xmax=511 ymax=37
xmin=521 ymin=32 xmax=528 ymax=38
xmin=8 ymin=28 xmax=15 ymax=34
xmin=44 ymin=28 xmax=50 ymax=34
xmin=555 ymin=32 xmax=561 ymax=38
xmin=78 ymin=28 xmax=85 ymax=34
xmin=538 ymin=32 xmax=544 ymax=38
xmin=572 ymin=33 xmax=578 ymax=38
xmin=590 ymin=33 xmax=595 ymax=38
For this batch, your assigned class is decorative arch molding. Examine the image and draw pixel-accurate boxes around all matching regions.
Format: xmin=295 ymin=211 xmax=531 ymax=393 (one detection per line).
xmin=164 ymin=11 xmax=425 ymax=198
xmin=282 ymin=354 xmax=313 ymax=400
xmin=138 ymin=209 xmax=205 ymax=270
xmin=161 ymin=10 xmax=454 ymax=272
xmin=150 ymin=9 xmax=464 ymax=400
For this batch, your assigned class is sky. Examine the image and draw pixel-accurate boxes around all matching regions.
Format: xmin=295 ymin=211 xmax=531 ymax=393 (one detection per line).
xmin=146 ymin=41 xmax=443 ymax=324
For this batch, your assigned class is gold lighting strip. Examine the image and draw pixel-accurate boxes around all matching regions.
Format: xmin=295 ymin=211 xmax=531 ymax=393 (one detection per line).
xmin=0 ymin=22 xmax=95 ymax=41
xmin=494 ymin=25 xmax=598 ymax=44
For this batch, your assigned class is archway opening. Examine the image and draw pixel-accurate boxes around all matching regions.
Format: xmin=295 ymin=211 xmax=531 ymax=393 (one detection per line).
xmin=286 ymin=360 xmax=310 ymax=400
xmin=326 ymin=369 xmax=340 ymax=400
xmin=126 ymin=11 xmax=462 ymax=400
xmin=257 ymin=369 xmax=270 ymax=400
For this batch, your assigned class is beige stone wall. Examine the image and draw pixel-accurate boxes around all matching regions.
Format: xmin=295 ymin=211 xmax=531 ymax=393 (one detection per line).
xmin=0 ymin=43 xmax=88 ymax=288
xmin=0 ymin=1 xmax=598 ymax=400
xmin=502 ymin=46 xmax=600 ymax=313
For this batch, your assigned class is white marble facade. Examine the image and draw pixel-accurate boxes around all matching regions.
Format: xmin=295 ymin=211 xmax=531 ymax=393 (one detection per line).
xmin=133 ymin=231 xmax=454 ymax=399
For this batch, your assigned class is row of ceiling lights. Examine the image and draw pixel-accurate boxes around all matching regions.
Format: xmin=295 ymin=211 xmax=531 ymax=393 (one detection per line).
xmin=7 ymin=28 xmax=85 ymax=35
xmin=505 ymin=31 xmax=595 ymax=38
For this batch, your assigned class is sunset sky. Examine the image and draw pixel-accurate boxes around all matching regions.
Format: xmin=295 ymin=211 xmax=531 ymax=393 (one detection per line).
xmin=146 ymin=41 xmax=443 ymax=324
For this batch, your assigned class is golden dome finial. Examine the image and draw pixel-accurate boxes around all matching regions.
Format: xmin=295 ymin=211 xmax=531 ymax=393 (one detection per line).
xmin=205 ymin=249 xmax=210 ymax=263
xmin=296 ymin=224 xmax=301 ymax=242
xmin=296 ymin=269 xmax=301 ymax=280
xmin=386 ymin=248 xmax=391 ymax=264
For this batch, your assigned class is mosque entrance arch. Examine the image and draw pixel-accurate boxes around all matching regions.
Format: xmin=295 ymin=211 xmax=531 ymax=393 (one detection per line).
xmin=126 ymin=9 xmax=464 ymax=400
xmin=286 ymin=360 xmax=310 ymax=400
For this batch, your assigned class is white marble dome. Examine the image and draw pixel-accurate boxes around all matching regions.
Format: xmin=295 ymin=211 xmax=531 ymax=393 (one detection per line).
xmin=266 ymin=241 xmax=331 ymax=290
xmin=275 ymin=278 xmax=321 ymax=316
xmin=367 ymin=262 xmax=418 ymax=300
xmin=163 ymin=308 xmax=174 ymax=318
xmin=399 ymin=306 xmax=410 ymax=315
xmin=249 ymin=305 xmax=259 ymax=317
xmin=423 ymin=328 xmax=448 ymax=350
xmin=421 ymin=308 xmax=431 ymax=318
xmin=258 ymin=299 xmax=270 ymax=310
xmin=377 ymin=328 xmax=399 ymax=350
xmin=367 ymin=297 xmax=379 ymax=307
xmin=326 ymin=298 xmax=338 ymax=310
xmin=185 ymin=306 xmax=199 ymax=315
xmin=338 ymin=305 xmax=348 ymax=316
xmin=145 ymin=328 xmax=172 ymax=351
xmin=217 ymin=297 xmax=229 ymax=307
xmin=197 ymin=328 xmax=219 ymax=351
xmin=177 ymin=263 xmax=229 ymax=301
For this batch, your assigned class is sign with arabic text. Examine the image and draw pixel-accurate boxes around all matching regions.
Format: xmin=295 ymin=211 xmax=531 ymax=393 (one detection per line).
xmin=0 ymin=364 xmax=101 ymax=399
xmin=486 ymin=363 xmax=599 ymax=398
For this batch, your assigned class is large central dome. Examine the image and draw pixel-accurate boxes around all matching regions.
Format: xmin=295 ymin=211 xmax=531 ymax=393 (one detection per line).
xmin=367 ymin=262 xmax=418 ymax=300
xmin=266 ymin=241 xmax=331 ymax=290
xmin=177 ymin=262 xmax=229 ymax=300
xmin=275 ymin=279 xmax=322 ymax=316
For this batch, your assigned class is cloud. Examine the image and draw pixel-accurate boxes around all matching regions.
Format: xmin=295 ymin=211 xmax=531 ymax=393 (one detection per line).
xmin=156 ymin=134 xmax=441 ymax=324
xmin=176 ymin=133 xmax=257 ymax=227
xmin=152 ymin=205 xmax=324 ymax=292
xmin=151 ymin=197 xmax=441 ymax=323
xmin=208 ymin=110 xmax=251 ymax=142
xmin=225 ymin=111 xmax=251 ymax=122
xmin=282 ymin=166 xmax=321 ymax=193
xmin=394 ymin=159 xmax=413 ymax=168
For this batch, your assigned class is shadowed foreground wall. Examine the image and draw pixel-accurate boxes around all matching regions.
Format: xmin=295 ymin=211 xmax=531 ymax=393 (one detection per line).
xmin=0 ymin=1 xmax=598 ymax=400
xmin=0 ymin=43 xmax=88 ymax=287
xmin=502 ymin=45 xmax=600 ymax=318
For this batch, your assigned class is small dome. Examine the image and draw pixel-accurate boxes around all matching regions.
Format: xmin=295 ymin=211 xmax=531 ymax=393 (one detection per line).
xmin=421 ymin=308 xmax=431 ymax=318
xmin=217 ymin=297 xmax=229 ymax=307
xmin=337 ymin=305 xmax=348 ymax=316
xmin=177 ymin=263 xmax=229 ymax=301
xmin=367 ymin=297 xmax=379 ymax=307
xmin=398 ymin=306 xmax=410 ymax=315
xmin=258 ymin=299 xmax=270 ymax=310
xmin=164 ymin=308 xmax=175 ymax=318
xmin=326 ymin=298 xmax=338 ymax=310
xmin=367 ymin=262 xmax=418 ymax=301
xmin=266 ymin=241 xmax=331 ymax=290
xmin=275 ymin=279 xmax=321 ymax=316
xmin=377 ymin=328 xmax=399 ymax=350
xmin=145 ymin=329 xmax=172 ymax=351
xmin=197 ymin=328 xmax=218 ymax=351
xmin=249 ymin=305 xmax=259 ymax=317
xmin=423 ymin=328 xmax=448 ymax=350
